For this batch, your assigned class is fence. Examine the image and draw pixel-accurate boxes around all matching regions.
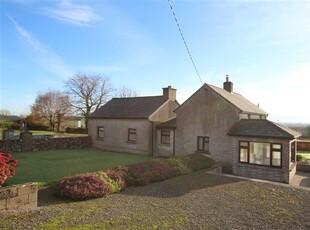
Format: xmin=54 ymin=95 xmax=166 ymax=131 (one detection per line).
xmin=297 ymin=140 xmax=310 ymax=152
xmin=0 ymin=131 xmax=91 ymax=153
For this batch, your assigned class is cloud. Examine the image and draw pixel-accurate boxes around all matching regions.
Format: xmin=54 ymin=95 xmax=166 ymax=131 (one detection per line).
xmin=8 ymin=15 xmax=74 ymax=79
xmin=41 ymin=0 xmax=101 ymax=26
xmin=8 ymin=15 xmax=47 ymax=53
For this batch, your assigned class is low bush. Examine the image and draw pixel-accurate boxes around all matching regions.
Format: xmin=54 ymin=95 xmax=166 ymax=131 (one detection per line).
xmin=54 ymin=174 xmax=109 ymax=201
xmin=0 ymin=121 xmax=19 ymax=129
xmin=27 ymin=122 xmax=49 ymax=131
xmin=297 ymin=154 xmax=306 ymax=162
xmin=65 ymin=127 xmax=87 ymax=134
xmin=54 ymin=153 xmax=215 ymax=200
xmin=96 ymin=171 xmax=123 ymax=193
xmin=126 ymin=160 xmax=181 ymax=186
xmin=0 ymin=152 xmax=18 ymax=186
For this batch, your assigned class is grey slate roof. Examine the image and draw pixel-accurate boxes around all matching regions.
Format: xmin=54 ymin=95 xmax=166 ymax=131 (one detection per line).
xmin=157 ymin=117 xmax=177 ymax=129
xmin=228 ymin=119 xmax=301 ymax=139
xmin=206 ymin=84 xmax=268 ymax=115
xmin=0 ymin=115 xmax=22 ymax=121
xmin=89 ymin=96 xmax=167 ymax=119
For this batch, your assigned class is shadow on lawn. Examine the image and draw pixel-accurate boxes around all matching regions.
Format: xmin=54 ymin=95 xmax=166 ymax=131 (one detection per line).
xmin=121 ymin=171 xmax=245 ymax=198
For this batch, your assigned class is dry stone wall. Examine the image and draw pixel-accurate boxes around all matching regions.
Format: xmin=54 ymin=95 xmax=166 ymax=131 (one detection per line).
xmin=0 ymin=135 xmax=91 ymax=153
xmin=0 ymin=183 xmax=38 ymax=211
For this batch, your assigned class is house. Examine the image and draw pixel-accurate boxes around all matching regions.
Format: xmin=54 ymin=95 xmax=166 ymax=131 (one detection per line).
xmin=173 ymin=77 xmax=300 ymax=183
xmin=88 ymin=86 xmax=179 ymax=155
xmin=89 ymin=78 xmax=301 ymax=184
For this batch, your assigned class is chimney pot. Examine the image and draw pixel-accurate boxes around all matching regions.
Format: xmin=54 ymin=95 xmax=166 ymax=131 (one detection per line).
xmin=223 ymin=75 xmax=233 ymax=93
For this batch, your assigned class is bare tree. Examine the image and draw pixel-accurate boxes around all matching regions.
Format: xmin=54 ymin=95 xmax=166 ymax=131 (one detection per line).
xmin=31 ymin=90 xmax=71 ymax=131
xmin=0 ymin=109 xmax=11 ymax=116
xmin=115 ymin=86 xmax=140 ymax=98
xmin=65 ymin=74 xmax=114 ymax=128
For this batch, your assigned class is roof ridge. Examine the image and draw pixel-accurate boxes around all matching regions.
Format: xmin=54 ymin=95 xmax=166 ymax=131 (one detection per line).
xmin=113 ymin=95 xmax=163 ymax=100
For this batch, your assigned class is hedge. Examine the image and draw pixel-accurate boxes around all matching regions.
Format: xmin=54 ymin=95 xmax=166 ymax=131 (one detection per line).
xmin=54 ymin=154 xmax=215 ymax=201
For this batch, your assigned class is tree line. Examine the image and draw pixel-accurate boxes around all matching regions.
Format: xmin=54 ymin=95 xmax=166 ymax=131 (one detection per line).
xmin=28 ymin=74 xmax=139 ymax=131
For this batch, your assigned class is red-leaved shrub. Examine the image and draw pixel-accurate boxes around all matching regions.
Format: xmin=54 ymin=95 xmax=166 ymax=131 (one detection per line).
xmin=106 ymin=167 xmax=128 ymax=189
xmin=54 ymin=174 xmax=109 ymax=201
xmin=126 ymin=160 xmax=181 ymax=186
xmin=0 ymin=152 xmax=18 ymax=186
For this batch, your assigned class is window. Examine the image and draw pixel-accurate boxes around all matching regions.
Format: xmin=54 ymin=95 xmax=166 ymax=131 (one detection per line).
xmin=239 ymin=142 xmax=249 ymax=162
xmin=239 ymin=141 xmax=282 ymax=167
xmin=197 ymin=136 xmax=209 ymax=153
xmin=160 ymin=130 xmax=170 ymax=145
xmin=97 ymin=127 xmax=104 ymax=139
xmin=128 ymin=128 xmax=137 ymax=143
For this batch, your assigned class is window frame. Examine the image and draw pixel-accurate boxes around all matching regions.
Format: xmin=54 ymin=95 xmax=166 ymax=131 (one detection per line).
xmin=238 ymin=141 xmax=282 ymax=168
xmin=97 ymin=126 xmax=104 ymax=139
xmin=160 ymin=130 xmax=171 ymax=145
xmin=127 ymin=128 xmax=137 ymax=143
xmin=197 ymin=136 xmax=210 ymax=153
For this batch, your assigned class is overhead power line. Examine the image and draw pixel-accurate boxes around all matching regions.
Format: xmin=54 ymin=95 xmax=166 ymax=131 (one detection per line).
xmin=167 ymin=0 xmax=203 ymax=85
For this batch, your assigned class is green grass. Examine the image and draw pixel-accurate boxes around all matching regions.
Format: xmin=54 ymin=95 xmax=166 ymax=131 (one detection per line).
xmin=4 ymin=148 xmax=151 ymax=187
xmin=297 ymin=151 xmax=310 ymax=160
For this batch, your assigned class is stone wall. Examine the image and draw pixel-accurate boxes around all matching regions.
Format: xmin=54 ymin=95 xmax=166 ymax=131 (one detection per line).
xmin=0 ymin=183 xmax=38 ymax=210
xmin=0 ymin=136 xmax=91 ymax=152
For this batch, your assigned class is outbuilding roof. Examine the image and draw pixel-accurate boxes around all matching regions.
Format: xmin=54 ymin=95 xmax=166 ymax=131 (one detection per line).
xmin=89 ymin=96 xmax=167 ymax=119
xmin=228 ymin=119 xmax=301 ymax=139
xmin=0 ymin=115 xmax=23 ymax=121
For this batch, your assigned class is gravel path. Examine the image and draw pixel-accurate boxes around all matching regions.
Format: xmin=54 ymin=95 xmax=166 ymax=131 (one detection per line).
xmin=1 ymin=170 xmax=310 ymax=229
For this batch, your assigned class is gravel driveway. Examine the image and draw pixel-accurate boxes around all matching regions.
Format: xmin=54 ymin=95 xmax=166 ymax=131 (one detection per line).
xmin=1 ymin=170 xmax=310 ymax=229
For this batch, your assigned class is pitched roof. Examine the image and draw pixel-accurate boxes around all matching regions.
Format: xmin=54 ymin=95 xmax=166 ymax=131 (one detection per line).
xmin=89 ymin=96 xmax=167 ymax=119
xmin=0 ymin=115 xmax=23 ymax=121
xmin=228 ymin=119 xmax=302 ymax=139
xmin=206 ymin=84 xmax=268 ymax=115
xmin=156 ymin=117 xmax=177 ymax=129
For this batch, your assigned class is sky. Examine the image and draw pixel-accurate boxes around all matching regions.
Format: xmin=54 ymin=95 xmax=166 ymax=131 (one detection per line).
xmin=1 ymin=0 xmax=310 ymax=123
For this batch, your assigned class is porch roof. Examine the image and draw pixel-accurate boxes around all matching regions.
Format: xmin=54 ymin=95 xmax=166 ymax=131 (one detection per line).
xmin=228 ymin=119 xmax=302 ymax=139
xmin=156 ymin=117 xmax=177 ymax=129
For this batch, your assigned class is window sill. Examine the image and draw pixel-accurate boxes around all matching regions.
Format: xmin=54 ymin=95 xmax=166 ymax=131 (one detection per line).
xmin=127 ymin=141 xmax=137 ymax=144
xmin=196 ymin=150 xmax=210 ymax=154
xmin=159 ymin=143 xmax=171 ymax=146
xmin=238 ymin=161 xmax=282 ymax=168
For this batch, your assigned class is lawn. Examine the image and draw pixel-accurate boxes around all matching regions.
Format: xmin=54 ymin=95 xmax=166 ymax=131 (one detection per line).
xmin=5 ymin=148 xmax=151 ymax=187
xmin=297 ymin=151 xmax=310 ymax=161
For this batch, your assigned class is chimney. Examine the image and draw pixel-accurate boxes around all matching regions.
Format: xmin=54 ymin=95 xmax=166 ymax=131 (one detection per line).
xmin=163 ymin=86 xmax=176 ymax=100
xmin=223 ymin=74 xmax=233 ymax=93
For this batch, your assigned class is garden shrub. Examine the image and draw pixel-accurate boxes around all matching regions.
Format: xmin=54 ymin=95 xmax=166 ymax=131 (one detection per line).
xmin=54 ymin=153 xmax=215 ymax=200
xmin=126 ymin=160 xmax=181 ymax=186
xmin=105 ymin=167 xmax=128 ymax=189
xmin=65 ymin=127 xmax=87 ymax=134
xmin=166 ymin=157 xmax=192 ymax=174
xmin=297 ymin=154 xmax=306 ymax=162
xmin=54 ymin=174 xmax=109 ymax=201
xmin=0 ymin=121 xmax=18 ymax=129
xmin=96 ymin=171 xmax=123 ymax=193
xmin=0 ymin=152 xmax=18 ymax=186
xmin=179 ymin=154 xmax=215 ymax=171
